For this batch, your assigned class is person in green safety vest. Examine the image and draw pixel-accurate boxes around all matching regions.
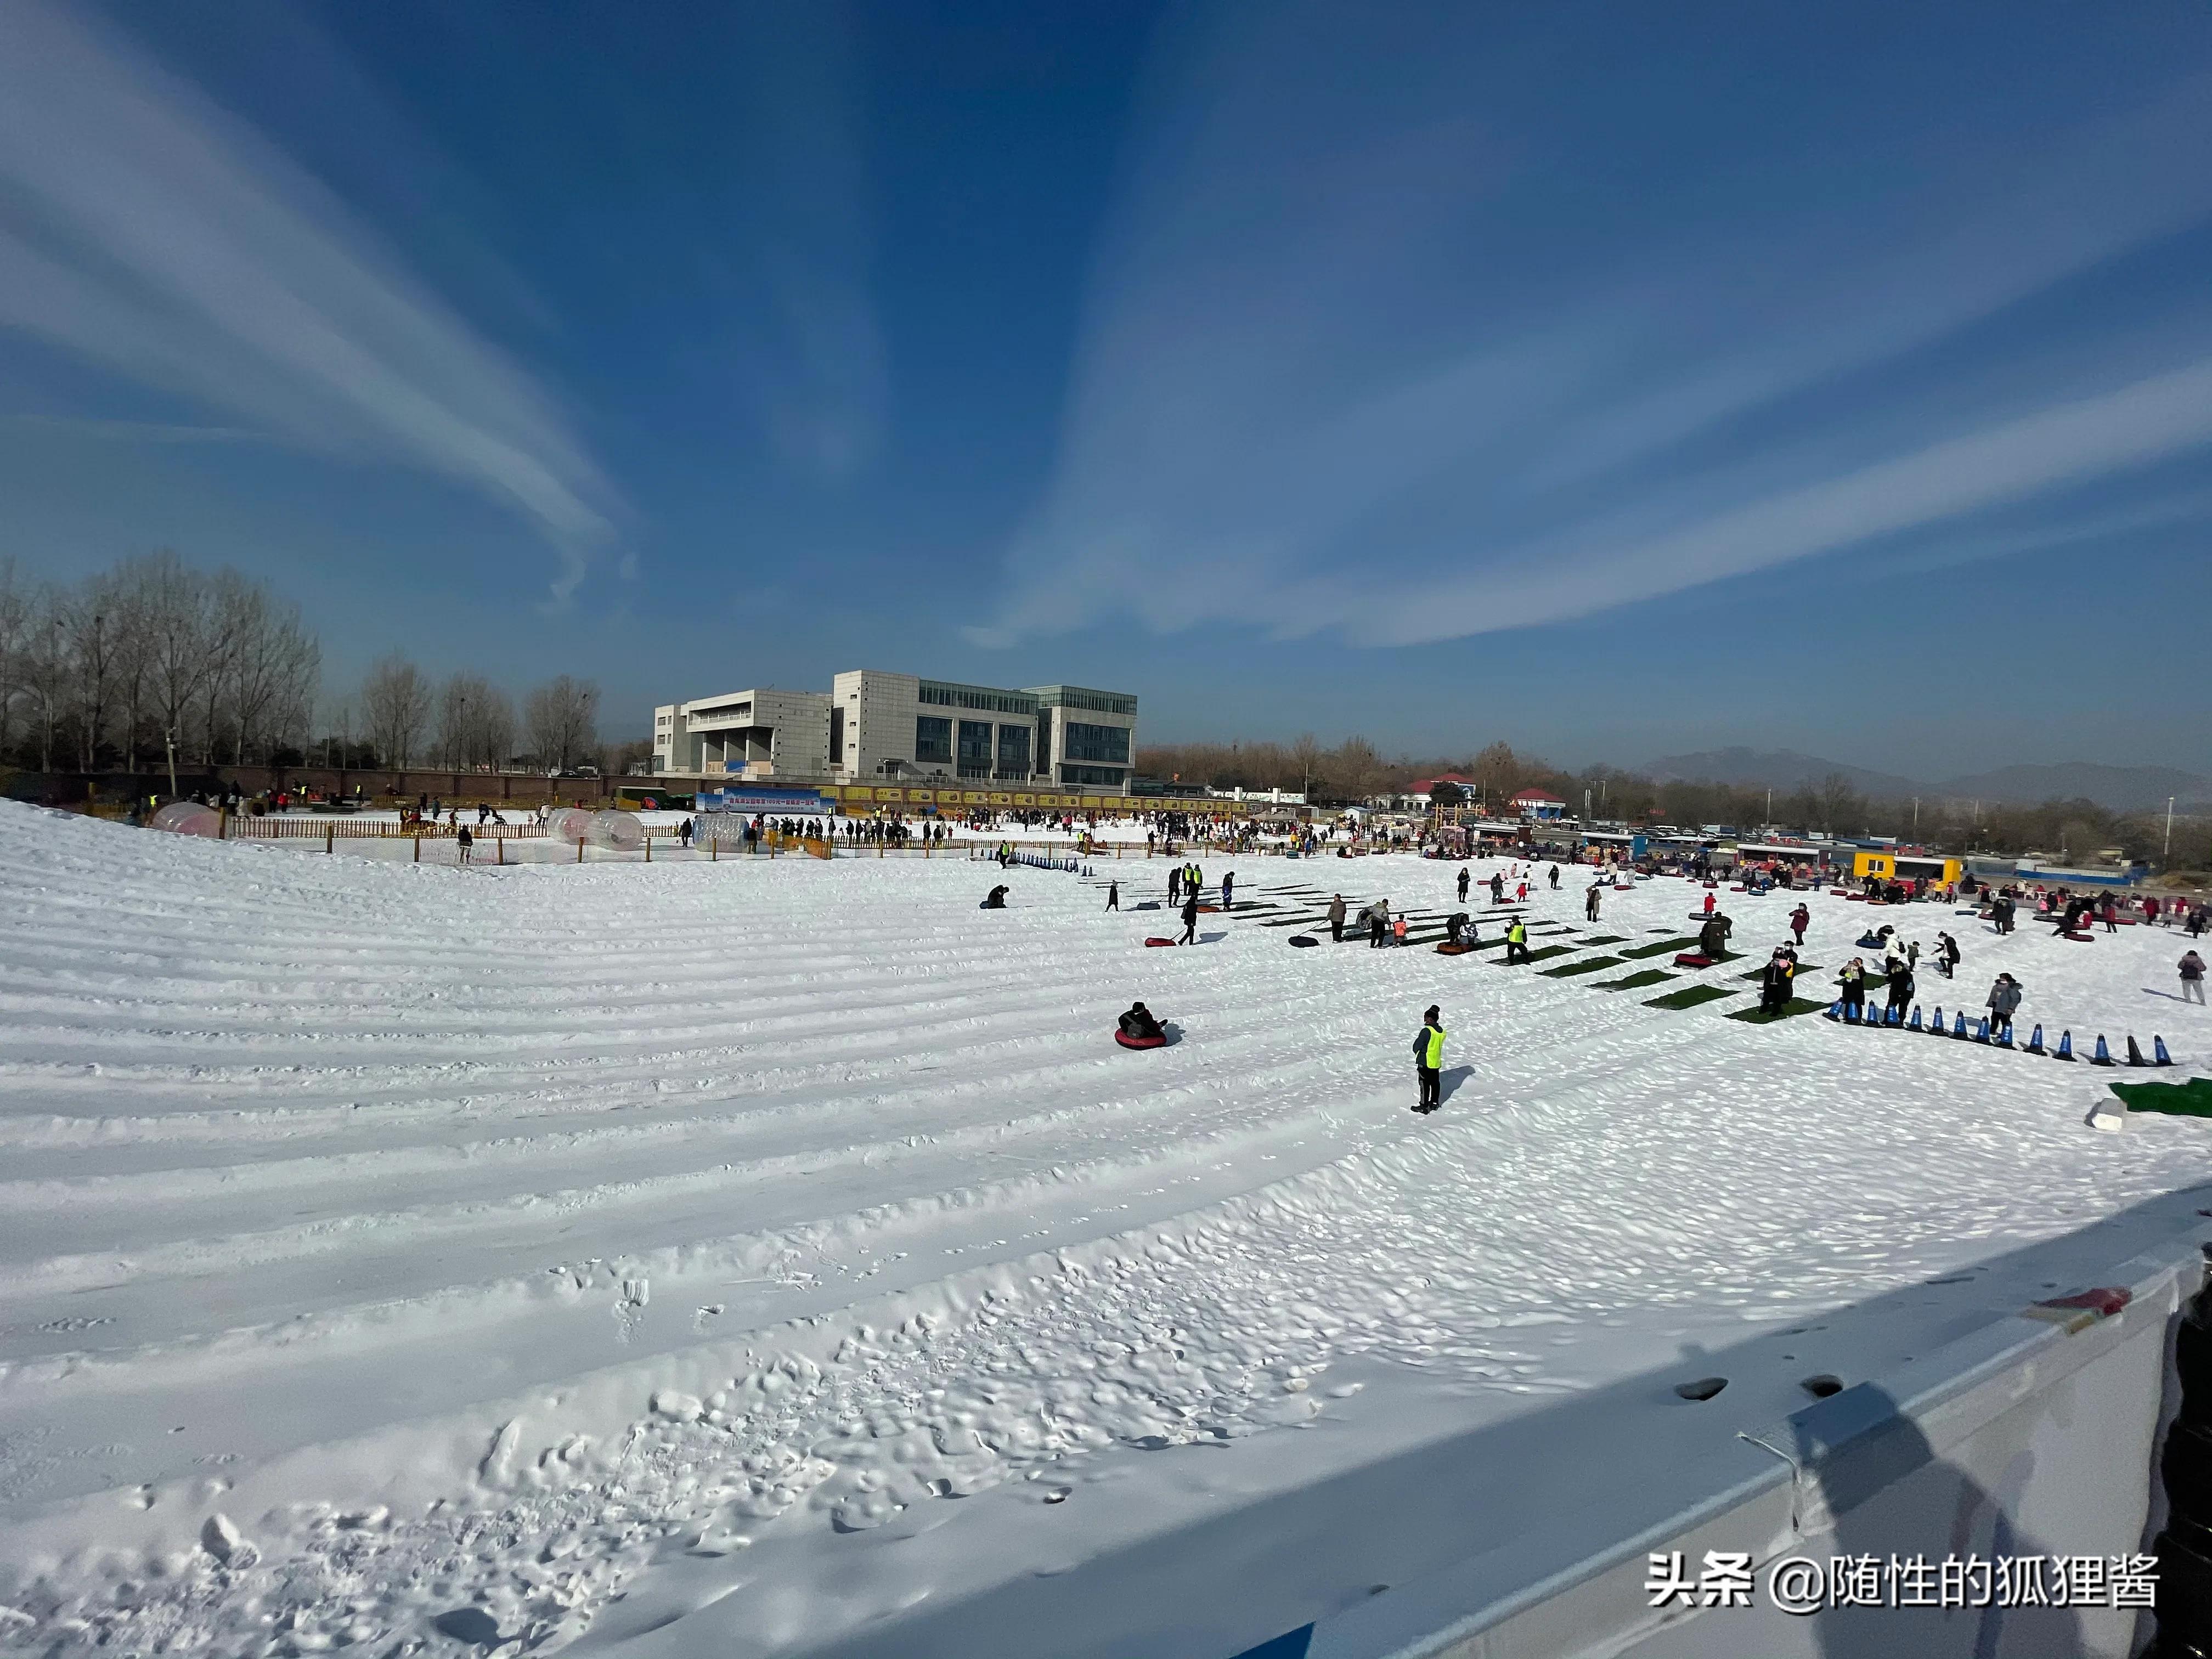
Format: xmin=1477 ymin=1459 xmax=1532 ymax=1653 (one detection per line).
xmin=1504 ymin=918 xmax=1531 ymax=964
xmin=1412 ymin=1005 xmax=1446 ymax=1113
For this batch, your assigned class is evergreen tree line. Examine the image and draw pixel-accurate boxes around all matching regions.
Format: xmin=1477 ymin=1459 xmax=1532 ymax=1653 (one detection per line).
xmin=1136 ymin=736 xmax=2210 ymax=872
xmin=0 ymin=552 xmax=606 ymax=776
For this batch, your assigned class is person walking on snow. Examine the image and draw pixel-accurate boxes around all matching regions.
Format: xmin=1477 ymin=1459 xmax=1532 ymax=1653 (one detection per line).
xmin=2181 ymin=950 xmax=2207 ymax=1006
xmin=1504 ymin=917 xmax=1531 ymax=964
xmin=1884 ymin=956 xmax=1914 ymax=1020
xmin=1412 ymin=1006 xmax=1446 ymax=1113
xmin=1457 ymin=866 xmax=1471 ymax=903
xmin=1107 ymin=879 xmax=1120 ymax=911
xmin=1585 ymin=882 xmax=1604 ymax=922
xmin=1393 ymin=913 xmax=1408 ymax=946
xmin=1937 ymin=932 xmax=1961 ymax=978
xmin=1789 ymin=903 xmax=1810 ymax=945
xmin=1985 ymin=973 xmax=2023 ymax=1031
xmin=1515 ymin=879 xmax=1528 ymax=902
xmin=1368 ymin=901 xmax=1390 ymax=949
xmin=456 ymin=824 xmax=473 ymax=866
xmin=1549 ymin=864 xmax=1561 ymax=890
xmin=1168 ymin=865 xmax=1182 ymax=906
xmin=1221 ymin=871 xmax=1235 ymax=911
xmin=1702 ymin=890 xmax=1716 ymax=916
xmin=1328 ymin=894 xmax=1347 ymax=943
xmin=1489 ymin=872 xmax=1506 ymax=905
xmin=1180 ymin=891 xmax=1199 ymax=945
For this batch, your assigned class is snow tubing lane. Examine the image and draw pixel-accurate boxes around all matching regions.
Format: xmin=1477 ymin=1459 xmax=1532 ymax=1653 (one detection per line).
xmin=1114 ymin=1030 xmax=1168 ymax=1050
xmin=1145 ymin=936 xmax=1178 ymax=947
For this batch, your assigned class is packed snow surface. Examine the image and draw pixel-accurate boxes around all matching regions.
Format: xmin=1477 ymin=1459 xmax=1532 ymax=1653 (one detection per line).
xmin=1 ymin=802 xmax=2206 ymax=1656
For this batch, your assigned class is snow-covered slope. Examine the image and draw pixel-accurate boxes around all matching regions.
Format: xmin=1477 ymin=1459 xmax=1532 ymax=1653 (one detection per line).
xmin=0 ymin=802 xmax=2204 ymax=1656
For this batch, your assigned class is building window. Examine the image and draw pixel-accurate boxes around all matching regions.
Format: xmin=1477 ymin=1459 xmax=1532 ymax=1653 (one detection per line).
xmin=1069 ymin=691 xmax=1134 ymax=715
xmin=830 ymin=707 xmax=844 ymax=764
xmin=1059 ymin=763 xmax=1126 ymax=786
xmin=921 ymin=680 xmax=1038 ymax=716
xmin=957 ymin=720 xmax=994 ymax=777
xmin=915 ymin=715 xmax=952 ymax=763
xmin=996 ymin=724 xmax=1030 ymax=778
xmin=1064 ymin=721 xmax=1130 ymax=764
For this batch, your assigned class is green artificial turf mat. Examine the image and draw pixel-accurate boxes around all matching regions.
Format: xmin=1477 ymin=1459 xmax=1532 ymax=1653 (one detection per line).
xmin=1579 ymin=934 xmax=1630 ymax=946
xmin=1596 ymin=968 xmax=1675 ymax=990
xmin=2108 ymin=1077 xmax=2212 ymax=1118
xmin=1727 ymin=997 xmax=1831 ymax=1023
xmin=1620 ymin=936 xmax=1701 ymax=959
xmin=1540 ymin=956 xmax=1627 ymax=977
xmin=1495 ymin=945 xmax=1576 ymax=966
xmin=1645 ymin=984 xmax=1740 ymax=1010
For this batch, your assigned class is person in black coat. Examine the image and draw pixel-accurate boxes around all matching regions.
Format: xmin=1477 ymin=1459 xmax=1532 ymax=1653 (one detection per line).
xmin=1758 ymin=950 xmax=1796 ymax=1014
xmin=1884 ymin=957 xmax=1914 ymax=1019
xmin=1106 ymin=879 xmax=1119 ymax=911
xmin=1180 ymin=891 xmax=1199 ymax=944
xmin=1836 ymin=958 xmax=1867 ymax=1015
xmin=982 ymin=884 xmax=1009 ymax=909
xmin=1119 ymin=1001 xmax=1163 ymax=1040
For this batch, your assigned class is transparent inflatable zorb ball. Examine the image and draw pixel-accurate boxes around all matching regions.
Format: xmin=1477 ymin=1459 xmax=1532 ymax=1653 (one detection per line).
xmin=150 ymin=802 xmax=223 ymax=837
xmin=588 ymin=809 xmax=645 ymax=852
xmin=544 ymin=806 xmax=594 ymax=843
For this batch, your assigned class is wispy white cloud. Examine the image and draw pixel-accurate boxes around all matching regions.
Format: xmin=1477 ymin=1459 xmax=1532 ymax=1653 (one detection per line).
xmin=0 ymin=0 xmax=618 ymax=597
xmin=983 ymin=3 xmax=2212 ymax=646
xmin=5 ymin=412 xmax=260 ymax=445
xmin=1340 ymin=358 xmax=2212 ymax=644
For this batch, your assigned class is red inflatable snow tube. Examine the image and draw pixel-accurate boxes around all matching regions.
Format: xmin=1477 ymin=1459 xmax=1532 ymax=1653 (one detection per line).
xmin=1144 ymin=936 xmax=1178 ymax=947
xmin=1115 ymin=1030 xmax=1167 ymax=1049
xmin=1673 ymin=952 xmax=1717 ymax=968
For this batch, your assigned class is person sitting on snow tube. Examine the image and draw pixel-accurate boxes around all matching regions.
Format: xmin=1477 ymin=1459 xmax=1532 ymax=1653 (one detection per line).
xmin=1116 ymin=1002 xmax=1166 ymax=1046
xmin=980 ymin=884 xmax=1009 ymax=909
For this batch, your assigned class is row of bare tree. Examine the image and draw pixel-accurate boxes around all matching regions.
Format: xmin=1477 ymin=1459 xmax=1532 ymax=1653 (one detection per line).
xmin=351 ymin=657 xmax=600 ymax=774
xmin=0 ymin=552 xmax=319 ymax=773
xmin=0 ymin=552 xmax=606 ymax=777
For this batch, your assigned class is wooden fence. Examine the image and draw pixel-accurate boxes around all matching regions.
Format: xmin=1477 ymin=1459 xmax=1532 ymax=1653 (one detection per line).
xmin=230 ymin=817 xmax=545 ymax=840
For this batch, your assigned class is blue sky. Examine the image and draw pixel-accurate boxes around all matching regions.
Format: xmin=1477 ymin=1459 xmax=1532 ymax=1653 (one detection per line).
xmin=3 ymin=1 xmax=2209 ymax=775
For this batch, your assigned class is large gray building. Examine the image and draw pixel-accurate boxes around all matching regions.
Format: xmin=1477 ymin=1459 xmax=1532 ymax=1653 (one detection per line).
xmin=653 ymin=670 xmax=1137 ymax=793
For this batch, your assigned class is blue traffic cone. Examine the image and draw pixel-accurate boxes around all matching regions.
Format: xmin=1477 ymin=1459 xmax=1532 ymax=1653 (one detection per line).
xmin=1909 ymin=1006 xmax=1923 ymax=1031
xmin=2127 ymin=1036 xmax=2148 ymax=1067
xmin=1883 ymin=1003 xmax=1899 ymax=1026
xmin=2156 ymin=1036 xmax=2174 ymax=1067
xmin=1929 ymin=1005 xmax=1945 ymax=1032
xmin=1953 ymin=1012 xmax=1969 ymax=1039
xmin=2091 ymin=1035 xmax=2115 ymax=1066
xmin=1825 ymin=1000 xmax=1842 ymax=1020
xmin=2025 ymin=1024 xmax=2045 ymax=1055
xmin=2055 ymin=1030 xmax=2075 ymax=1062
xmin=1974 ymin=1017 xmax=1990 ymax=1043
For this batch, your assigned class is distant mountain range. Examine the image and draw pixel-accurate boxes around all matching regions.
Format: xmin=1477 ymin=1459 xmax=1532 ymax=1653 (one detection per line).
xmin=1641 ymin=748 xmax=2212 ymax=813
